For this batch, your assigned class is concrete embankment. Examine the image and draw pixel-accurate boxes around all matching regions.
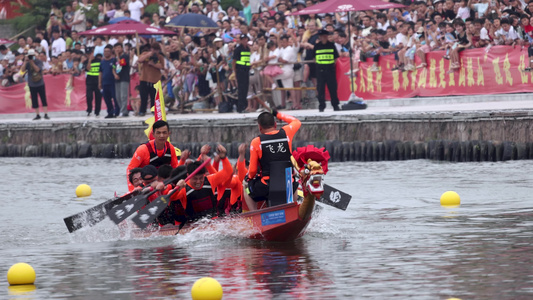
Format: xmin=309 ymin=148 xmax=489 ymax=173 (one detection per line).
xmin=1 ymin=94 xmax=533 ymax=162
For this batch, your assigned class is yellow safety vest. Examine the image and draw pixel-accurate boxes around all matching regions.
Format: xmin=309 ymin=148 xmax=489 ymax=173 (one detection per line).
xmin=316 ymin=49 xmax=335 ymax=65
xmin=87 ymin=61 xmax=100 ymax=76
xmin=236 ymin=51 xmax=250 ymax=66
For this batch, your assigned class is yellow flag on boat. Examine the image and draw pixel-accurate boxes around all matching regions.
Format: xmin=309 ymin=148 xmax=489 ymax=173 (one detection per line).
xmin=144 ymin=80 xmax=167 ymax=140
xmin=143 ymin=81 xmax=181 ymax=157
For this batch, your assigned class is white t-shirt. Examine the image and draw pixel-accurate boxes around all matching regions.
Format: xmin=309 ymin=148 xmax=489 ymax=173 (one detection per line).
xmin=250 ymin=51 xmax=261 ymax=70
xmin=395 ymin=33 xmax=408 ymax=47
xmin=457 ymin=7 xmax=470 ymax=20
xmin=51 ymin=38 xmax=66 ymax=57
xmin=496 ymin=26 xmax=518 ymax=42
xmin=40 ymin=39 xmax=50 ymax=60
xmin=480 ymin=27 xmax=490 ymax=40
xmin=128 ymin=1 xmax=144 ymax=21
xmin=268 ymin=48 xmax=280 ymax=64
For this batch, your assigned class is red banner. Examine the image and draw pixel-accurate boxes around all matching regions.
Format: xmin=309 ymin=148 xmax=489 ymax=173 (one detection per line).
xmin=0 ymin=73 xmax=140 ymax=114
xmin=336 ymin=45 xmax=533 ymax=100
xmin=1 ymin=46 xmax=531 ymax=114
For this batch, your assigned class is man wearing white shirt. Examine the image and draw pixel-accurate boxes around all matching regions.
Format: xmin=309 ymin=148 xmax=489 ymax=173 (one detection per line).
xmin=496 ymin=19 xmax=519 ymax=45
xmin=70 ymin=1 xmax=86 ymax=33
xmin=51 ymin=30 xmax=66 ymax=58
xmin=128 ymin=0 xmax=145 ymax=22
xmin=274 ymin=35 xmax=296 ymax=108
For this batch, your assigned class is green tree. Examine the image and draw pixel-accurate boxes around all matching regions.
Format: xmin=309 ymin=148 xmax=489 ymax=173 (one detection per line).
xmin=11 ymin=0 xmax=98 ymax=34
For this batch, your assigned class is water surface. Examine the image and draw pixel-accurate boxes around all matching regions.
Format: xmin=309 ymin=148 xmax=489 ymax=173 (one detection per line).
xmin=0 ymin=158 xmax=532 ymax=299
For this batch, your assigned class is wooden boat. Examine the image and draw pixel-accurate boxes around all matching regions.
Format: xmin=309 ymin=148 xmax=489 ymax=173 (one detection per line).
xmin=123 ymin=145 xmax=330 ymax=242
xmin=126 ymin=192 xmax=317 ymax=242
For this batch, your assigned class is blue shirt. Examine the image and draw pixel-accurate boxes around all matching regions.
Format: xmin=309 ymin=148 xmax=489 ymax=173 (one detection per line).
xmin=99 ymin=57 xmax=116 ymax=85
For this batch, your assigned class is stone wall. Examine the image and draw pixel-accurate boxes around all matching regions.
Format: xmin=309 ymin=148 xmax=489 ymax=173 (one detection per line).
xmin=1 ymin=111 xmax=532 ymax=161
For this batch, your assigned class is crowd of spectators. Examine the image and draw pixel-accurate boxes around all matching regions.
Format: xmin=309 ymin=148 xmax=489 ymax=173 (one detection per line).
xmin=1 ymin=0 xmax=532 ymax=113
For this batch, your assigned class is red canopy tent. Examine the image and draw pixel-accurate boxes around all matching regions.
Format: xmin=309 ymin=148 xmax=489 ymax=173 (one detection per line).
xmin=79 ymin=20 xmax=176 ymax=36
xmin=80 ymin=20 xmax=176 ymax=55
xmin=291 ymin=0 xmax=405 ymax=101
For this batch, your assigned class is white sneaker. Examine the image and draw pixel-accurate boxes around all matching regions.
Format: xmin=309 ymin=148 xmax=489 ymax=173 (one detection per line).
xmin=246 ymin=93 xmax=255 ymax=99
xmin=369 ymin=66 xmax=379 ymax=72
xmin=271 ymin=83 xmax=276 ymax=90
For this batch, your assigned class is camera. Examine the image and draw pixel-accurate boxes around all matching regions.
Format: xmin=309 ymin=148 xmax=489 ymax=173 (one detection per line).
xmin=28 ymin=55 xmax=34 ymax=60
xmin=150 ymin=54 xmax=159 ymax=63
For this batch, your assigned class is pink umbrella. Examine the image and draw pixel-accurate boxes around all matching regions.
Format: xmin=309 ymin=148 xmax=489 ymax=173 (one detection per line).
xmin=80 ymin=20 xmax=176 ymax=55
xmin=292 ymin=0 xmax=405 ymax=101
xmin=0 ymin=39 xmax=16 ymax=45
xmin=79 ymin=20 xmax=176 ymax=36
xmin=291 ymin=0 xmax=405 ymax=15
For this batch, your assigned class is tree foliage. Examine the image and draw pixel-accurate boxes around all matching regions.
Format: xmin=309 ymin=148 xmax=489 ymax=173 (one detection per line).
xmin=10 ymin=0 xmax=98 ymax=34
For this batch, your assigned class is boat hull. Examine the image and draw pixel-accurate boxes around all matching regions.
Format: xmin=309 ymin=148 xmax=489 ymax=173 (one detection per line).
xmin=126 ymin=202 xmax=313 ymax=242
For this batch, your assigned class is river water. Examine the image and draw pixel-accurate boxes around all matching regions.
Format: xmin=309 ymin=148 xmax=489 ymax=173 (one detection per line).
xmin=0 ymin=157 xmax=532 ymax=299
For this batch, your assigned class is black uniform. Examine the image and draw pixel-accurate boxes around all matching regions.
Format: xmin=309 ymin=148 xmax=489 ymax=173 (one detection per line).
xmin=233 ymin=44 xmax=251 ymax=113
xmin=314 ymin=40 xmax=340 ymax=111
xmin=86 ymin=58 xmax=102 ymax=116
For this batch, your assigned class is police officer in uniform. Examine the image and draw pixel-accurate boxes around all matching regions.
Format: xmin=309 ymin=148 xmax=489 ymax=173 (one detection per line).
xmin=232 ymin=34 xmax=251 ymax=113
xmin=314 ymin=29 xmax=341 ymax=112
xmin=85 ymin=53 xmax=102 ymax=117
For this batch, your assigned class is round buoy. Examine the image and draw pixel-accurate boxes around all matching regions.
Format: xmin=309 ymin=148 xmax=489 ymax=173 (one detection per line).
xmin=440 ymin=191 xmax=460 ymax=207
xmin=7 ymin=263 xmax=36 ymax=285
xmin=75 ymin=184 xmax=92 ymax=197
xmin=191 ymin=277 xmax=223 ymax=300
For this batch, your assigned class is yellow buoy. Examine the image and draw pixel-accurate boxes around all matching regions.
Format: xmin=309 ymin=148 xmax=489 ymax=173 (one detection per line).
xmin=440 ymin=191 xmax=460 ymax=207
xmin=8 ymin=284 xmax=36 ymax=295
xmin=75 ymin=184 xmax=92 ymax=197
xmin=191 ymin=277 xmax=223 ymax=300
xmin=7 ymin=263 xmax=36 ymax=285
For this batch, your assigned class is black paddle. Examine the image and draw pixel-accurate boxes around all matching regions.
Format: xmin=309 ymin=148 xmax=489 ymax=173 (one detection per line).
xmin=318 ymin=184 xmax=352 ymax=211
xmin=131 ymin=159 xmax=211 ymax=229
xmin=63 ymin=190 xmax=138 ymax=233
xmin=106 ymin=167 xmax=189 ymax=225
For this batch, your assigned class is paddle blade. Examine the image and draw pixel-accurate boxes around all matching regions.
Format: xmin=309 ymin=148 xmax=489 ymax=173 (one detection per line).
xmin=63 ymin=192 xmax=137 ymax=233
xmin=317 ymin=184 xmax=352 ymax=210
xmin=63 ymin=200 xmax=112 ymax=233
xmin=131 ymin=195 xmax=171 ymax=229
xmin=107 ymin=195 xmax=148 ymax=224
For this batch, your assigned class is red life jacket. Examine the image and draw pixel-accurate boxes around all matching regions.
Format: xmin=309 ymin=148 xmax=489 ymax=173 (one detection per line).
xmin=145 ymin=140 xmax=172 ymax=168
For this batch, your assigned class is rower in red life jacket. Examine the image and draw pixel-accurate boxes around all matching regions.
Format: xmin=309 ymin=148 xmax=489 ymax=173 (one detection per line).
xmin=243 ymin=110 xmax=301 ymax=211
xmin=126 ymin=120 xmax=188 ymax=191
xmin=170 ymin=144 xmax=233 ymax=222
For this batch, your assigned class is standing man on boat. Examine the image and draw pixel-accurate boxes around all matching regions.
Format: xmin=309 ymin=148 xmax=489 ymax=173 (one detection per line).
xmin=314 ymin=29 xmax=340 ymax=112
xmin=243 ymin=110 xmax=301 ymax=211
xmin=126 ymin=120 xmax=180 ymax=191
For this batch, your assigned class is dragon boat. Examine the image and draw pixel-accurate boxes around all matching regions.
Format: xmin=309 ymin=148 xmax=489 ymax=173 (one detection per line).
xmin=125 ymin=145 xmax=331 ymax=242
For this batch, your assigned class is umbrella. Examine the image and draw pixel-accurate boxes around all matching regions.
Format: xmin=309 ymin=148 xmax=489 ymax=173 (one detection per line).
xmin=79 ymin=20 xmax=175 ymax=36
xmin=80 ymin=20 xmax=176 ymax=56
xmin=166 ymin=13 xmax=219 ymax=28
xmin=108 ymin=16 xmax=137 ymax=24
xmin=292 ymin=0 xmax=405 ymax=101
xmin=0 ymin=39 xmax=15 ymax=45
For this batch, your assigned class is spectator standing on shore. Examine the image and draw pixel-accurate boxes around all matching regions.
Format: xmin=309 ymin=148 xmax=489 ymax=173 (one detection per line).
xmin=233 ymin=34 xmax=251 ymax=113
xmin=21 ymin=49 xmax=49 ymax=120
xmin=113 ymin=43 xmax=130 ymax=117
xmin=128 ymin=0 xmax=145 ymax=22
xmin=138 ymin=43 xmax=165 ymax=116
xmin=99 ymin=45 xmax=119 ymax=118
xmin=314 ymin=29 xmax=340 ymax=112
xmin=69 ymin=1 xmax=86 ymax=33
xmin=86 ymin=53 xmax=102 ymax=117
xmin=51 ymin=29 xmax=66 ymax=58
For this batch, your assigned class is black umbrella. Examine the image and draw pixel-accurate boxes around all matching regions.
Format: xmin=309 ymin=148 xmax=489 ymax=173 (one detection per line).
xmin=166 ymin=13 xmax=219 ymax=28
